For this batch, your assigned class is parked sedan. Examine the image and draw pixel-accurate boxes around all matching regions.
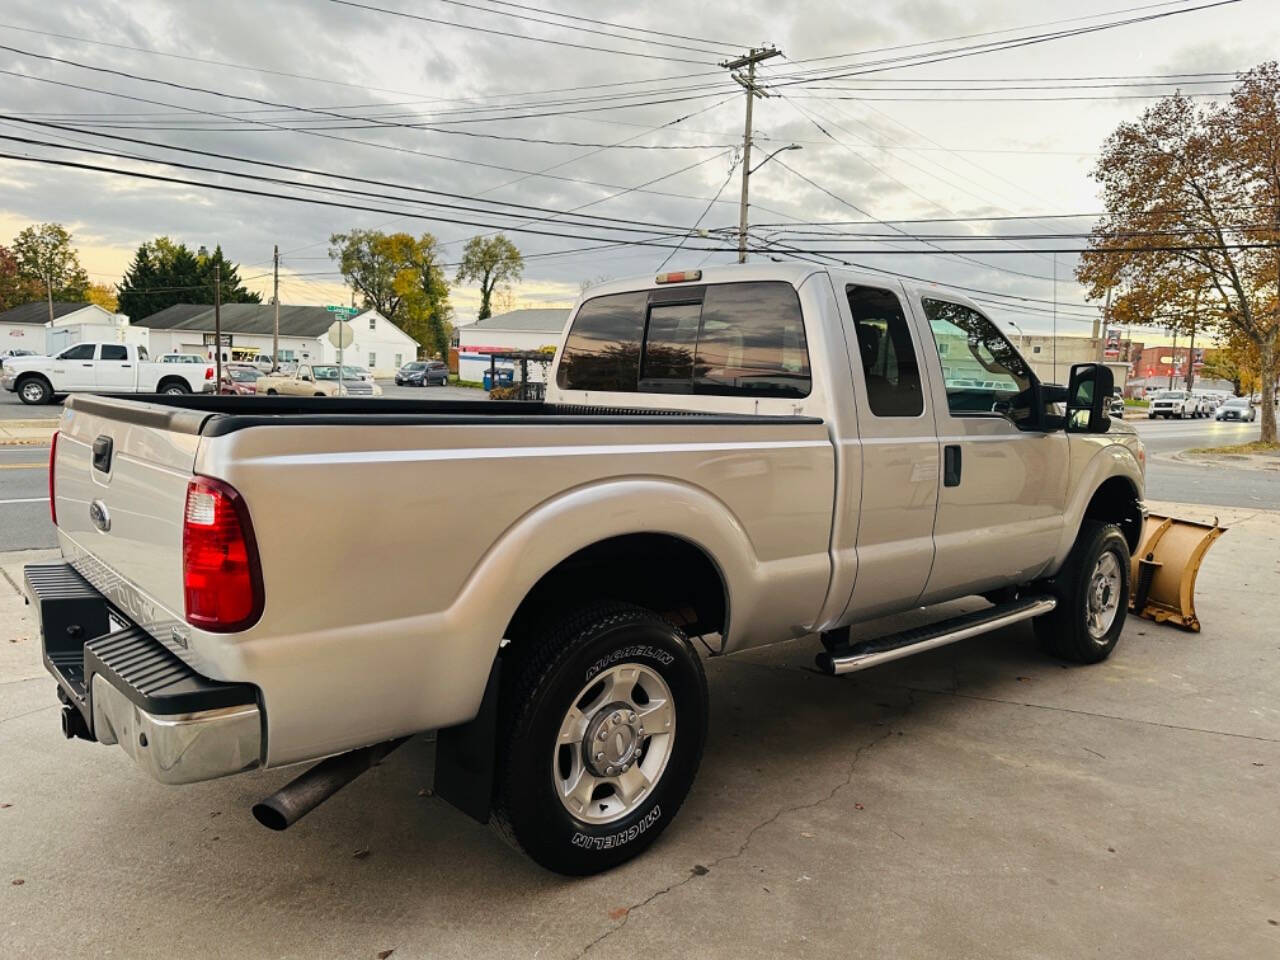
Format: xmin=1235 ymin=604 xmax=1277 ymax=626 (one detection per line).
xmin=1215 ymin=396 xmax=1257 ymax=422
xmin=219 ymin=367 xmax=262 ymax=396
xmin=395 ymin=360 xmax=449 ymax=386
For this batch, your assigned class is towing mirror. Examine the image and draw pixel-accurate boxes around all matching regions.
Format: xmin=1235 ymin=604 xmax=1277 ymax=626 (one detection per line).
xmin=1066 ymin=363 xmax=1113 ymax=433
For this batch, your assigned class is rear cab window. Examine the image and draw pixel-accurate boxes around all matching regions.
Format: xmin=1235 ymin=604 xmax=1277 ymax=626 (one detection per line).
xmin=556 ymin=281 xmax=810 ymax=399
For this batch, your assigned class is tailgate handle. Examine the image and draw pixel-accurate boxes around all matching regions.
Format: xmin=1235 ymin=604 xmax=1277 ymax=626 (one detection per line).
xmin=92 ymin=435 xmax=113 ymax=474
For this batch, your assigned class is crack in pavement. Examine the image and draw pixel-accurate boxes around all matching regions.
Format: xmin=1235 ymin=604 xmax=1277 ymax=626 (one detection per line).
xmin=573 ymin=696 xmax=910 ymax=959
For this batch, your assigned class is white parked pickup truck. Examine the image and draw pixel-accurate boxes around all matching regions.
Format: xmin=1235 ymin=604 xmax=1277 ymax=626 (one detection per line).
xmin=25 ymin=265 xmax=1146 ymax=875
xmin=1 ymin=341 xmax=215 ymax=404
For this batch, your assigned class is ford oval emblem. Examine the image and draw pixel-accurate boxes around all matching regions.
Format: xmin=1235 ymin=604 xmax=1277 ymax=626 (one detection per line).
xmin=89 ymin=499 xmax=111 ymax=532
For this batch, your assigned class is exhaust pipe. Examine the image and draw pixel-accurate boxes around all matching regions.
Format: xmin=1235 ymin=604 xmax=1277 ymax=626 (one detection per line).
xmin=252 ymin=736 xmax=409 ymax=831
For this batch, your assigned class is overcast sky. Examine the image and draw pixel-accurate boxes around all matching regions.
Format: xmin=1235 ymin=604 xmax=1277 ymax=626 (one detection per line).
xmin=1 ymin=0 xmax=1276 ymax=336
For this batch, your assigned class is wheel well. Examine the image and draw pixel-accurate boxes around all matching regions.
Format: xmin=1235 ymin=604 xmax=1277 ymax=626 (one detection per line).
xmin=15 ymin=371 xmax=50 ymax=388
xmin=504 ymin=533 xmax=728 ymax=645
xmin=156 ymin=376 xmax=188 ymax=391
xmin=1083 ymin=476 xmax=1143 ymax=553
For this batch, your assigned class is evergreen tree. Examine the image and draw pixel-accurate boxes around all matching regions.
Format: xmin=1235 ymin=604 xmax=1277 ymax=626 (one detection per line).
xmin=116 ymin=239 xmax=259 ymax=320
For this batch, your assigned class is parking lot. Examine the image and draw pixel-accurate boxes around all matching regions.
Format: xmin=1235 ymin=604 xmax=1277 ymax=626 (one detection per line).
xmin=2 ymin=498 xmax=1277 ymax=959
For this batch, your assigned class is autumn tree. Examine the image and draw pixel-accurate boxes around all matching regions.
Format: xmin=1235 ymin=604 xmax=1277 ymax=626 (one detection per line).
xmin=0 ymin=244 xmax=40 ymax=311
xmin=330 ymin=230 xmax=454 ymax=358
xmin=12 ymin=223 xmax=90 ymax=312
xmin=1078 ymin=63 xmax=1280 ymax=443
xmin=86 ymin=282 xmax=118 ymax=313
xmin=455 ymin=234 xmax=522 ymax=321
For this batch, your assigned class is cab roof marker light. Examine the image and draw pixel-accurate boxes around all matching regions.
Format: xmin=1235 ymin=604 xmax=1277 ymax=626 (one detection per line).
xmin=655 ymin=270 xmax=702 ymax=285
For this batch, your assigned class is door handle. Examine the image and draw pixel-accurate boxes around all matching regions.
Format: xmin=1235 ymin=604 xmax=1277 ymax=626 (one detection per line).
xmin=82 ymin=363 xmax=94 ymax=367
xmin=943 ymin=444 xmax=962 ymax=487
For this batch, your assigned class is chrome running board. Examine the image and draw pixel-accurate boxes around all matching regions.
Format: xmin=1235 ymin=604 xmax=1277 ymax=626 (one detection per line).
xmin=815 ymin=596 xmax=1058 ymax=676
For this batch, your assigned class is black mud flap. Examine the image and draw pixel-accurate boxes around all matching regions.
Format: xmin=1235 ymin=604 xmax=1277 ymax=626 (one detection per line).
xmin=432 ymin=657 xmax=501 ymax=824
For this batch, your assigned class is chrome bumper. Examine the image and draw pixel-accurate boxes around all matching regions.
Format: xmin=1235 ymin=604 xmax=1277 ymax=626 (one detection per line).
xmin=91 ymin=675 xmax=262 ymax=784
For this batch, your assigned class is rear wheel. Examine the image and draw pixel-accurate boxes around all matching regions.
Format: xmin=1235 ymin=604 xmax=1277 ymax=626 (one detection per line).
xmin=158 ymin=380 xmax=189 ymax=395
xmin=1034 ymin=521 xmax=1130 ymax=664
xmin=492 ymin=601 xmax=708 ymax=875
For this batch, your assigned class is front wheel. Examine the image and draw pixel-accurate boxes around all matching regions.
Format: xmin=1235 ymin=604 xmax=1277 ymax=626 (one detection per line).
xmin=1034 ymin=521 xmax=1130 ymax=664
xmin=492 ymin=601 xmax=708 ymax=875
xmin=17 ymin=377 xmax=51 ymax=405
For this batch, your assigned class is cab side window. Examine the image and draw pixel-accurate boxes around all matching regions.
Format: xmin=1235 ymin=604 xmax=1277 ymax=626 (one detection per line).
xmin=921 ymin=298 xmax=1032 ymax=420
xmin=846 ymin=285 xmax=924 ymax=417
xmin=59 ymin=343 xmax=96 ymax=361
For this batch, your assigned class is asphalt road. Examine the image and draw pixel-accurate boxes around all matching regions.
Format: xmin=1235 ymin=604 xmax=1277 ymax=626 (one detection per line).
xmin=0 ymin=403 xmax=1273 ymax=554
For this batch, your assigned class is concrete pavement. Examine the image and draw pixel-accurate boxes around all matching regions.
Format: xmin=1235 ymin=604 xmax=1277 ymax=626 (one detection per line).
xmin=1 ymin=502 xmax=1277 ymax=959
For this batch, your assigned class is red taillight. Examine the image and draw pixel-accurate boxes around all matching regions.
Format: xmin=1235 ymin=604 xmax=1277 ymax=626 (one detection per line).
xmin=48 ymin=430 xmax=58 ymax=525
xmin=182 ymin=476 xmax=263 ymax=632
xmin=205 ymin=366 xmax=215 ymax=380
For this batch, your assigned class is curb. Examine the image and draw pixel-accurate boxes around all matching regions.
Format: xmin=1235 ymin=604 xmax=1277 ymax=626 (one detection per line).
xmin=1168 ymin=451 xmax=1280 ymax=472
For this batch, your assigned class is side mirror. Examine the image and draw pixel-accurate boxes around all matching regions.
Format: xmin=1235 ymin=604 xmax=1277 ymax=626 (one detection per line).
xmin=1066 ymin=363 xmax=1113 ymax=433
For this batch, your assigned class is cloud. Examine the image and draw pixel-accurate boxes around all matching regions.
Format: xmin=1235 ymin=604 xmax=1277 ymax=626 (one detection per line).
xmin=0 ymin=0 xmax=1273 ymax=332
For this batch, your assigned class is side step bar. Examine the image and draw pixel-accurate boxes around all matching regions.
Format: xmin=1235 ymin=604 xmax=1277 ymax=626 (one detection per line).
xmin=815 ymin=595 xmax=1057 ymax=676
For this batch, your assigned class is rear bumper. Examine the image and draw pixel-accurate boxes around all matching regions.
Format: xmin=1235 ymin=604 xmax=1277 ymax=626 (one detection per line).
xmin=23 ymin=562 xmax=263 ymax=784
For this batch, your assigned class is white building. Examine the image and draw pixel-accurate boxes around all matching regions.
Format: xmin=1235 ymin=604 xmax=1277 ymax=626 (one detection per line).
xmin=457 ymin=308 xmax=569 ymax=384
xmin=0 ymin=302 xmax=128 ymax=355
xmin=133 ymin=303 xmax=419 ymax=378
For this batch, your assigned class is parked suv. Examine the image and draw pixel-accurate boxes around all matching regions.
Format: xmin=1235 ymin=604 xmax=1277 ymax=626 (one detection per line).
xmin=396 ymin=360 xmax=449 ymax=386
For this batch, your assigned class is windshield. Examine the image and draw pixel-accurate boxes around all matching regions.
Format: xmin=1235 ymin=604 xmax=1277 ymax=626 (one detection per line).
xmin=311 ymin=365 xmax=340 ymax=379
xmin=229 ymin=369 xmax=259 ymax=381
xmin=404 ymin=362 xmax=426 ymax=371
xmin=1155 ymin=390 xmax=1185 ymax=399
xmin=1225 ymin=397 xmax=1248 ymax=406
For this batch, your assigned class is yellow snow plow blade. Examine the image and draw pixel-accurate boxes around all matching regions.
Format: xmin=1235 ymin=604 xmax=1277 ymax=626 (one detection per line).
xmin=1129 ymin=514 xmax=1226 ymax=632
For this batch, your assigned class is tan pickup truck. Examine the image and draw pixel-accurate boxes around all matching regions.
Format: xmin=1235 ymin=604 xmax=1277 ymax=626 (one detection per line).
xmin=256 ymin=362 xmax=382 ymax=396
xmin=26 ymin=264 xmax=1145 ymax=875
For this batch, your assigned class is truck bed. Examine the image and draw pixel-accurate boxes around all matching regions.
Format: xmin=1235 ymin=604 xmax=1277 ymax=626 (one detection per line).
xmin=53 ymin=392 xmax=835 ymax=765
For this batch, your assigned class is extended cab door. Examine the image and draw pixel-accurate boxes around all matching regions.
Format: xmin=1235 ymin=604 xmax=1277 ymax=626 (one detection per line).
xmin=94 ymin=343 xmax=135 ymax=392
xmin=909 ymin=293 xmax=1069 ymax=602
xmin=50 ymin=342 xmax=97 ymax=390
xmin=836 ymin=280 xmax=941 ymax=621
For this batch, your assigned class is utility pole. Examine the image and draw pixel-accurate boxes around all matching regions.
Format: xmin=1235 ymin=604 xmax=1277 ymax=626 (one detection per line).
xmin=722 ymin=46 xmax=780 ymax=264
xmin=1094 ymin=285 xmax=1111 ymax=363
xmin=44 ymin=274 xmax=54 ymax=326
xmin=272 ymin=244 xmax=280 ymax=372
xmin=214 ymin=260 xmax=223 ymax=391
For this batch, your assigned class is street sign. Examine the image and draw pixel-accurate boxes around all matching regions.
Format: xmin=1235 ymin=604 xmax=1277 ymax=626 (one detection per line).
xmin=327 ymin=320 xmax=354 ymax=349
xmin=326 ymin=305 xmax=360 ymax=319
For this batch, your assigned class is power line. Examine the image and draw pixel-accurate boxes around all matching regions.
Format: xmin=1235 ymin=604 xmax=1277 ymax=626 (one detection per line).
xmin=0 ymin=129 xmax=720 ymax=239
xmin=459 ymin=0 xmax=749 ymax=50
xmin=416 ymin=0 xmax=733 ymax=57
xmin=0 ymin=68 xmax=751 ymax=209
xmin=324 ymin=0 xmax=718 ymax=65
xmin=761 ymin=1 xmax=1241 ymax=89
xmin=658 ymin=156 xmax=742 ymax=271
xmin=0 ymin=21 xmax=726 ymax=106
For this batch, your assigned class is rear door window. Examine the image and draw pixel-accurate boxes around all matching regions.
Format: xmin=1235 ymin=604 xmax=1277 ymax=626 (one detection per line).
xmin=846 ymin=285 xmax=924 ymax=417
xmin=100 ymin=344 xmax=128 ymax=361
xmin=556 ymin=281 xmax=810 ymax=397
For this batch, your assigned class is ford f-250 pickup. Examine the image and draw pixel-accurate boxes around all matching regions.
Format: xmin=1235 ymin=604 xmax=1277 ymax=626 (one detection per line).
xmin=25 ymin=264 xmax=1146 ymax=875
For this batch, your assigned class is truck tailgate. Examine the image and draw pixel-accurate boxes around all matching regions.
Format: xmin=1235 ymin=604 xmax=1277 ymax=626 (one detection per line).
xmin=54 ymin=398 xmax=210 ymax=623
